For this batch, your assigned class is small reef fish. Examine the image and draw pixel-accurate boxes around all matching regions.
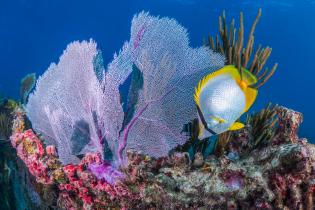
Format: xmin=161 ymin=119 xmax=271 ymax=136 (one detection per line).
xmin=194 ymin=65 xmax=258 ymax=139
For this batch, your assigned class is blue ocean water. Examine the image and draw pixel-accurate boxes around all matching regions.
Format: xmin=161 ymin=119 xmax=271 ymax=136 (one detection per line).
xmin=0 ymin=0 xmax=314 ymax=141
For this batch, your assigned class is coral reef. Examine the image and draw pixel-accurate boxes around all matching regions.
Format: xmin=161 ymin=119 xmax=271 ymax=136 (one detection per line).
xmin=8 ymin=104 xmax=315 ymax=209
xmin=4 ymin=10 xmax=313 ymax=210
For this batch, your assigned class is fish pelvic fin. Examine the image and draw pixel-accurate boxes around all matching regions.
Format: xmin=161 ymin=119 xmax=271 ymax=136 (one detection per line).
xmin=194 ymin=65 xmax=240 ymax=106
xmin=229 ymin=122 xmax=245 ymax=131
xmin=198 ymin=120 xmax=212 ymax=139
xmin=198 ymin=127 xmax=212 ymax=139
xmin=210 ymin=115 xmax=226 ymax=123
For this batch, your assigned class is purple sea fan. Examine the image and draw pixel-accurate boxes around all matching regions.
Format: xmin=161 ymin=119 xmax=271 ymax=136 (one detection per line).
xmin=25 ymin=12 xmax=225 ymax=167
xmin=26 ymin=40 xmax=106 ymax=165
xmin=111 ymin=12 xmax=225 ymax=161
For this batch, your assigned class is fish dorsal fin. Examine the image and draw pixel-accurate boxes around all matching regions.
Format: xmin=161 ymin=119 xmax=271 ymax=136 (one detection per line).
xmin=241 ymin=67 xmax=257 ymax=86
xmin=229 ymin=122 xmax=245 ymax=131
xmin=243 ymin=87 xmax=258 ymax=113
xmin=194 ymin=65 xmax=240 ymax=106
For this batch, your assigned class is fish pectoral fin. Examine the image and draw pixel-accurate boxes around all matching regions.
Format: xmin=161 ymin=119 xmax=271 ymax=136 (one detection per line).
xmin=210 ymin=115 xmax=226 ymax=123
xmin=243 ymin=87 xmax=258 ymax=113
xmin=229 ymin=122 xmax=245 ymax=131
xmin=241 ymin=67 xmax=257 ymax=86
xmin=198 ymin=122 xmax=212 ymax=139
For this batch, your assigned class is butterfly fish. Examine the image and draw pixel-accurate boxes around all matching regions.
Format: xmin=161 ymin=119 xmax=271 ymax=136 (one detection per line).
xmin=194 ymin=65 xmax=258 ymax=139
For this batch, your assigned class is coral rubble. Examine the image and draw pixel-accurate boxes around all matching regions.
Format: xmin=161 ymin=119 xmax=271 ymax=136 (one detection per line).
xmin=8 ymin=105 xmax=315 ymax=209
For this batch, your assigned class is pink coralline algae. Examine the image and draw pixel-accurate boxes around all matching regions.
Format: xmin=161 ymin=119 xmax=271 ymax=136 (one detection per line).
xmin=10 ymin=108 xmax=138 ymax=209
xmin=10 ymin=129 xmax=53 ymax=185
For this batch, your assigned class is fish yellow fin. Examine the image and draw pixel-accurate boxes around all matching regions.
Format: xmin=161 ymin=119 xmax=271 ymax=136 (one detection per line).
xmin=229 ymin=122 xmax=245 ymax=131
xmin=241 ymin=68 xmax=257 ymax=86
xmin=243 ymin=87 xmax=258 ymax=113
xmin=194 ymin=65 xmax=240 ymax=106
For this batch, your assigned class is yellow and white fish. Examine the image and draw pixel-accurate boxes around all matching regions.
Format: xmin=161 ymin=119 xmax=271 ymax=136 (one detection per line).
xmin=194 ymin=65 xmax=258 ymax=139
